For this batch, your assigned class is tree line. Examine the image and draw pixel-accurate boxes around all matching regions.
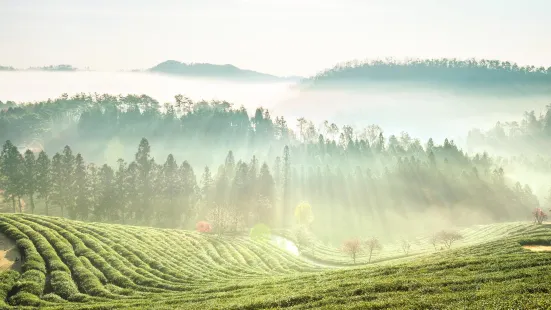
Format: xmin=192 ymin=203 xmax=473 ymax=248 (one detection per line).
xmin=1 ymin=93 xmax=546 ymax=241
xmin=1 ymin=133 xmax=541 ymax=241
xmin=303 ymin=58 xmax=551 ymax=89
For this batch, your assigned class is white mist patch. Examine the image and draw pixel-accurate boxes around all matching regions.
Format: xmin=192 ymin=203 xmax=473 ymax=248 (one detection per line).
xmin=0 ymin=71 xmax=294 ymax=112
xmin=270 ymin=235 xmax=299 ymax=256
xmin=2 ymin=71 xmax=550 ymax=151
xmin=274 ymin=88 xmax=549 ymax=146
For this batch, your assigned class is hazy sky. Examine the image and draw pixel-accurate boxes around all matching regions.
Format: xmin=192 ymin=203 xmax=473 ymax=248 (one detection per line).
xmin=1 ymin=0 xmax=550 ymax=76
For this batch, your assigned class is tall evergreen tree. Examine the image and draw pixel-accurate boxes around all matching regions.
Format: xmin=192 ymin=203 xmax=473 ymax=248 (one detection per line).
xmin=50 ymin=153 xmax=64 ymax=216
xmin=0 ymin=141 xmax=23 ymax=212
xmin=23 ymin=150 xmax=37 ymax=213
xmin=96 ymin=164 xmax=116 ymax=221
xmin=114 ymin=159 xmax=129 ymax=223
xmin=257 ymin=162 xmax=275 ymax=223
xmin=135 ymin=138 xmax=154 ymax=223
xmin=61 ymin=146 xmax=76 ymax=218
xmin=162 ymin=154 xmax=180 ymax=227
xmin=35 ymin=151 xmax=52 ymax=216
xmin=74 ymin=154 xmax=90 ymax=220
xmin=200 ymin=166 xmax=213 ymax=204
xmin=125 ymin=162 xmax=140 ymax=222
xmin=180 ymin=160 xmax=197 ymax=228
xmin=282 ymin=145 xmax=291 ymax=226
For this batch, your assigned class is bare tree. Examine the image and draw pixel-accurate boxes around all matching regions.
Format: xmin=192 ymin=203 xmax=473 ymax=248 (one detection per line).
xmin=342 ymin=238 xmax=362 ymax=264
xmin=437 ymin=230 xmax=463 ymax=249
xmin=364 ymin=237 xmax=383 ymax=263
xmin=401 ymin=239 xmax=411 ymax=255
xmin=428 ymin=233 xmax=440 ymax=251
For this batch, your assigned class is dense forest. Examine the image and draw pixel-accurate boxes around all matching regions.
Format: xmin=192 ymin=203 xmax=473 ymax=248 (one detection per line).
xmin=0 ymin=93 xmax=546 ymax=242
xmin=300 ymin=58 xmax=551 ymax=92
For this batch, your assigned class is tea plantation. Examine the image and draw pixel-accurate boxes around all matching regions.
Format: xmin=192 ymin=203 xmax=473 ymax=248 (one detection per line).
xmin=1 ymin=213 xmax=551 ymax=309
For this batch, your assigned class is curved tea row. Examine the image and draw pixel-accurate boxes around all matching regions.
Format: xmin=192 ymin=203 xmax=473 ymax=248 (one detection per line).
xmin=0 ymin=214 xmax=320 ymax=307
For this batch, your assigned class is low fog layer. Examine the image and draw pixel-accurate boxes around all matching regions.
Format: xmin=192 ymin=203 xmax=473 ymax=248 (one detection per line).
xmin=0 ymin=71 xmax=294 ymax=111
xmin=1 ymin=86 xmax=549 ymax=243
xmin=274 ymin=88 xmax=549 ymax=145
xmin=2 ymin=71 xmax=549 ymax=146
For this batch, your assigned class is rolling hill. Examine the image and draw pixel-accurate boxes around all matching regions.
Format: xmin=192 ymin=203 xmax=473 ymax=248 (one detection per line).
xmin=1 ymin=214 xmax=551 ymax=309
xmin=298 ymin=58 xmax=551 ymax=95
xmin=148 ymin=60 xmax=302 ymax=82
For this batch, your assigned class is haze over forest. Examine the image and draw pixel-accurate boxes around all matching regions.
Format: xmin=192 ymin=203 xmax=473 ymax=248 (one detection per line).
xmin=2 ymin=57 xmax=551 ymax=232
xmin=2 ymin=1 xmax=551 ymax=309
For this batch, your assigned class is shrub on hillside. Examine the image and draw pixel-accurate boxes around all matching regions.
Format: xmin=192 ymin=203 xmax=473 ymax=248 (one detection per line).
xmin=250 ymin=223 xmax=271 ymax=242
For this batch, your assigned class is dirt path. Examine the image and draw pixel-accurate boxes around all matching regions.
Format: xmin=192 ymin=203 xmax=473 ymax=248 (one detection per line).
xmin=0 ymin=232 xmax=21 ymax=272
xmin=523 ymin=245 xmax=551 ymax=252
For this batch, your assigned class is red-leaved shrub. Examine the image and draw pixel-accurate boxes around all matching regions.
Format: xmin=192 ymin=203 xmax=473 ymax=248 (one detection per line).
xmin=196 ymin=221 xmax=212 ymax=233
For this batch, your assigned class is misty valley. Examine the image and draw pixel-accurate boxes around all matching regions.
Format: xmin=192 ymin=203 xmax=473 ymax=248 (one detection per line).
xmin=1 ymin=59 xmax=551 ymax=309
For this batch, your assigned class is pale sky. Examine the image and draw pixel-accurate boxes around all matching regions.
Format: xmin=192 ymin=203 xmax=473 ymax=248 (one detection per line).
xmin=1 ymin=0 xmax=550 ymax=77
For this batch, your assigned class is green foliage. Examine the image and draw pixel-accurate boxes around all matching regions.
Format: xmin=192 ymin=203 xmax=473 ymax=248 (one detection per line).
xmin=0 ymin=270 xmax=19 ymax=306
xmin=250 ymin=223 xmax=271 ymax=242
xmin=294 ymin=202 xmax=314 ymax=226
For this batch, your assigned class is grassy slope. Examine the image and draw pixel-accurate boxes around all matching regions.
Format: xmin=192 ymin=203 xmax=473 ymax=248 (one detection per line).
xmin=275 ymin=222 xmax=531 ymax=265
xmin=0 ymin=214 xmax=550 ymax=309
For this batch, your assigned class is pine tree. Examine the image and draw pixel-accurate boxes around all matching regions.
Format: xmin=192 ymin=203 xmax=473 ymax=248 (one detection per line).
xmin=232 ymin=162 xmax=250 ymax=219
xmin=23 ymin=150 xmax=37 ymax=213
xmin=61 ymin=146 xmax=76 ymax=218
xmin=180 ymin=160 xmax=197 ymax=228
xmin=257 ymin=162 xmax=275 ymax=223
xmin=135 ymin=138 xmax=154 ymax=223
xmin=200 ymin=166 xmax=213 ymax=204
xmin=224 ymin=151 xmax=235 ymax=178
xmin=282 ymin=145 xmax=291 ymax=226
xmin=35 ymin=151 xmax=52 ymax=216
xmin=114 ymin=159 xmax=128 ymax=223
xmin=50 ymin=153 xmax=64 ymax=216
xmin=162 ymin=154 xmax=180 ymax=227
xmin=96 ymin=164 xmax=116 ymax=221
xmin=0 ymin=141 xmax=23 ymax=212
xmin=74 ymin=154 xmax=89 ymax=220
xmin=125 ymin=162 xmax=140 ymax=222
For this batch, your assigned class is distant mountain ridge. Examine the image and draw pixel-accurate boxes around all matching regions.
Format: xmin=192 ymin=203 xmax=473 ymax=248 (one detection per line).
xmin=0 ymin=64 xmax=79 ymax=71
xmin=148 ymin=60 xmax=302 ymax=82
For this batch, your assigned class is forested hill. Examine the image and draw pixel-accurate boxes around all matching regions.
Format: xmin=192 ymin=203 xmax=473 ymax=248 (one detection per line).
xmin=299 ymin=58 xmax=551 ymax=93
xmin=148 ymin=60 xmax=302 ymax=81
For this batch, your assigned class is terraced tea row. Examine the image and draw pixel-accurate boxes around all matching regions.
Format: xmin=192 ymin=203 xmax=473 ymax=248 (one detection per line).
xmin=1 ymin=213 xmax=550 ymax=309
xmin=0 ymin=214 xmax=321 ymax=307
